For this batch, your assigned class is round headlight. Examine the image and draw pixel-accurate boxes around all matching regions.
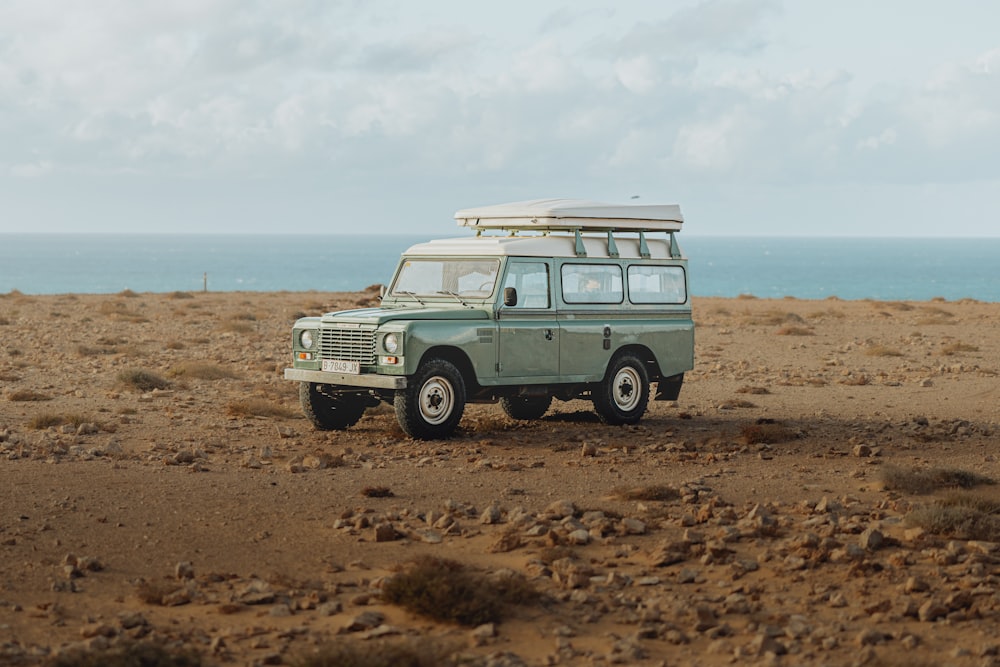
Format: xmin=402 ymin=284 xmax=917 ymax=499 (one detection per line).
xmin=299 ymin=330 xmax=314 ymax=349
xmin=383 ymin=333 xmax=399 ymax=354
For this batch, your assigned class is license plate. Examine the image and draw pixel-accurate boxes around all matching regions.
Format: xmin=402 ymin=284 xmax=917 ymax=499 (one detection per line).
xmin=322 ymin=359 xmax=360 ymax=374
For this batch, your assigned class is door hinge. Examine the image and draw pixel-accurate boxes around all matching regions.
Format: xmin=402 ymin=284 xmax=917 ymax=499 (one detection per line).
xmin=496 ymin=362 xmax=503 ymax=373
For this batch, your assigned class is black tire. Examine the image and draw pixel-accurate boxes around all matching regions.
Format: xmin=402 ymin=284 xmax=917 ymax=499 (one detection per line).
xmin=394 ymin=358 xmax=466 ymax=439
xmin=500 ymin=395 xmax=552 ymax=420
xmin=592 ymin=353 xmax=650 ymax=425
xmin=299 ymin=382 xmax=367 ymax=431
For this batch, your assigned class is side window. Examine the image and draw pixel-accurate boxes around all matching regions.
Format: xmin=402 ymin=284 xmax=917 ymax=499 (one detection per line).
xmin=502 ymin=262 xmax=550 ymax=308
xmin=628 ymin=265 xmax=687 ymax=304
xmin=561 ymin=264 xmax=624 ymax=304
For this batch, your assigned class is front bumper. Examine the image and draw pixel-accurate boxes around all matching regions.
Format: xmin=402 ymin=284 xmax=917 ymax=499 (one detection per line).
xmin=284 ymin=368 xmax=408 ymax=390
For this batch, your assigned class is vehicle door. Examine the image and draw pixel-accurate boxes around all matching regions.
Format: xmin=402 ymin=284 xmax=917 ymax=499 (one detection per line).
xmin=496 ymin=260 xmax=559 ymax=380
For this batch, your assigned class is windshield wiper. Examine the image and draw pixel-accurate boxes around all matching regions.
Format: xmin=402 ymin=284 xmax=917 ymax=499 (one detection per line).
xmin=398 ymin=291 xmax=425 ymax=306
xmin=436 ymin=290 xmax=469 ymax=307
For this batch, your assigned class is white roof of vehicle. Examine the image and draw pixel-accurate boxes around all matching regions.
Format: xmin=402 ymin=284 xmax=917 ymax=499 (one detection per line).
xmin=455 ymin=198 xmax=683 ymax=232
xmin=404 ymin=235 xmax=684 ymax=260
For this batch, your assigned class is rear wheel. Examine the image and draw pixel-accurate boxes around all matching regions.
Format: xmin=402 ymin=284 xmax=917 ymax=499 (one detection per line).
xmin=593 ymin=353 xmax=649 ymax=425
xmin=394 ymin=358 xmax=466 ymax=439
xmin=300 ymin=382 xmax=367 ymax=430
xmin=500 ymin=395 xmax=552 ymax=420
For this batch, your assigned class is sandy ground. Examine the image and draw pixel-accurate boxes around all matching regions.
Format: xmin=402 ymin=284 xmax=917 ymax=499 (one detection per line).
xmin=1 ymin=290 xmax=999 ymax=666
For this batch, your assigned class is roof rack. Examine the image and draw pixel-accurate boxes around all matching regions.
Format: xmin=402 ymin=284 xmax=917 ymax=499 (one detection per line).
xmin=454 ymin=199 xmax=684 ymax=258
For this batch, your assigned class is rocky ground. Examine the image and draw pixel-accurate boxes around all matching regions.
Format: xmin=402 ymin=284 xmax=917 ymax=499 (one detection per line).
xmin=1 ymin=289 xmax=999 ymax=666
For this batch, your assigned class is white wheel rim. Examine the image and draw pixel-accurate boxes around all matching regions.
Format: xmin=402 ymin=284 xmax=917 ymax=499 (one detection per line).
xmin=612 ymin=367 xmax=641 ymax=412
xmin=419 ymin=376 xmax=454 ymax=425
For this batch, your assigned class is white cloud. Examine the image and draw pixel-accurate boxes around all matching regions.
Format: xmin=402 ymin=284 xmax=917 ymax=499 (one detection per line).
xmin=1 ymin=1 xmax=999 ymax=235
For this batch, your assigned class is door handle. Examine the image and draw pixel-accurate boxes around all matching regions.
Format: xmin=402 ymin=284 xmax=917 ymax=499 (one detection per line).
xmin=544 ymin=329 xmax=554 ymax=341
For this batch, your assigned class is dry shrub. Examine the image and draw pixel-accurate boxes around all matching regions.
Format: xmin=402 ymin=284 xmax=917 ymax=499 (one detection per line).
xmin=230 ymin=312 xmax=257 ymax=321
xmin=8 ymin=389 xmax=52 ymax=402
xmin=876 ymin=301 xmax=914 ymax=311
xmin=117 ymin=368 xmax=171 ymax=392
xmin=920 ymin=306 xmax=954 ymax=318
xmin=807 ymin=309 xmax=845 ymax=320
xmin=941 ymin=342 xmax=979 ymax=356
xmin=880 ymin=465 xmax=994 ymax=495
xmin=28 ymin=413 xmax=93 ymax=430
xmin=118 ymin=289 xmax=140 ymax=298
xmin=290 ymin=638 xmax=459 ymax=667
xmin=219 ymin=320 xmax=255 ymax=334
xmin=741 ymin=419 xmax=796 ymax=445
xmin=917 ymin=316 xmax=956 ymax=326
xmin=0 ymin=371 xmax=21 ymax=382
xmin=168 ymin=362 xmax=239 ymax=381
xmin=865 ymin=345 xmax=903 ymax=357
xmin=612 ymin=485 xmax=680 ymax=502
xmin=0 ymin=316 xmax=10 ymax=325
xmin=381 ymin=556 xmax=538 ymax=626
xmin=167 ymin=291 xmax=194 ymax=299
xmin=45 ymin=640 xmax=203 ymax=667
xmin=775 ymin=325 xmax=814 ymax=336
xmin=77 ymin=343 xmax=117 ymax=356
xmin=720 ymin=398 xmax=756 ymax=409
xmin=98 ymin=301 xmax=148 ymax=323
xmin=361 ymin=486 xmax=394 ymax=498
xmin=906 ymin=498 xmax=1000 ymax=542
xmin=736 ymin=386 xmax=771 ymax=395
xmin=226 ymin=398 xmax=297 ymax=419
xmin=736 ymin=293 xmax=758 ymax=300
xmin=165 ymin=340 xmax=185 ymax=350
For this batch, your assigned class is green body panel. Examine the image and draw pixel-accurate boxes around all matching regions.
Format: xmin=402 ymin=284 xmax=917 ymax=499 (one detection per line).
xmin=557 ymin=311 xmax=694 ymax=381
xmin=287 ymin=252 xmax=694 ymax=393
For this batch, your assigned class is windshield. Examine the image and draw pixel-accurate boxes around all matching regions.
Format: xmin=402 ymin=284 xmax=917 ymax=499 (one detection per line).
xmin=391 ymin=258 xmax=500 ymax=298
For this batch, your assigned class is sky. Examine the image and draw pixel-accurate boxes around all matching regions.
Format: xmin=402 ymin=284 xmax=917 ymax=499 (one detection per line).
xmin=1 ymin=0 xmax=999 ymax=237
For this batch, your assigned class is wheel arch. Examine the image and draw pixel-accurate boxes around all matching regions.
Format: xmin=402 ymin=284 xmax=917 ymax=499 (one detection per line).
xmin=605 ymin=344 xmax=662 ymax=382
xmin=416 ymin=346 xmax=480 ymax=395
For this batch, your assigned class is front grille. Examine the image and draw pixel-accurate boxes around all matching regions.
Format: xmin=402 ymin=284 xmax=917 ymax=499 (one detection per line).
xmin=318 ymin=326 xmax=377 ymax=364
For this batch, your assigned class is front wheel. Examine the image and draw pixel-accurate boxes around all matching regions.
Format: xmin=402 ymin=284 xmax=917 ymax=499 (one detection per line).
xmin=394 ymin=358 xmax=466 ymax=439
xmin=500 ymin=395 xmax=552 ymax=420
xmin=300 ymin=382 xmax=367 ymax=430
xmin=593 ymin=354 xmax=650 ymax=425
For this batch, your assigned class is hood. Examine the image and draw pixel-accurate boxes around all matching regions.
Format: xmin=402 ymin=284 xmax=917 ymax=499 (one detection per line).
xmin=321 ymin=305 xmax=489 ymax=326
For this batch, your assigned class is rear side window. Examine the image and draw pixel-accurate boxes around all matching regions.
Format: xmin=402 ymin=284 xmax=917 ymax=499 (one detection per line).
xmin=561 ymin=264 xmax=623 ymax=304
xmin=628 ymin=265 xmax=687 ymax=304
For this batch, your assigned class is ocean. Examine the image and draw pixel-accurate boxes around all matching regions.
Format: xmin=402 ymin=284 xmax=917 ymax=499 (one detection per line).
xmin=1 ymin=234 xmax=998 ymax=302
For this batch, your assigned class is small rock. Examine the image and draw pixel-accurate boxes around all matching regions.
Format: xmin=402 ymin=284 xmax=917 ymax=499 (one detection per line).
xmin=317 ymin=601 xmax=342 ymax=616
xmin=471 ymin=623 xmax=497 ymax=646
xmin=480 ymin=503 xmax=502 ymax=525
xmin=175 ymin=561 xmax=195 ymax=580
xmin=860 ymin=528 xmax=884 ymax=551
xmin=346 ymin=610 xmax=385 ymax=632
xmin=620 ymin=518 xmax=646 ymax=535
xmin=543 ymin=500 xmax=577 ymax=519
xmin=918 ymin=599 xmax=947 ymax=622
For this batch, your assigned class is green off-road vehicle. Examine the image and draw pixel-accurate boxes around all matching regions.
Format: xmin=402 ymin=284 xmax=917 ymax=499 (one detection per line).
xmin=284 ymin=199 xmax=694 ymax=439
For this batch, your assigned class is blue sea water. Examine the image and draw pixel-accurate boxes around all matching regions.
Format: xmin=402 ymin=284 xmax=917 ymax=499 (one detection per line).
xmin=1 ymin=234 xmax=998 ymax=302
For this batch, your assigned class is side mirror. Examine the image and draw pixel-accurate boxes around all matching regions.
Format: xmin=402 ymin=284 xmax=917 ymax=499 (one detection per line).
xmin=503 ymin=287 xmax=518 ymax=307
xmin=379 ymin=284 xmax=387 ymax=298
